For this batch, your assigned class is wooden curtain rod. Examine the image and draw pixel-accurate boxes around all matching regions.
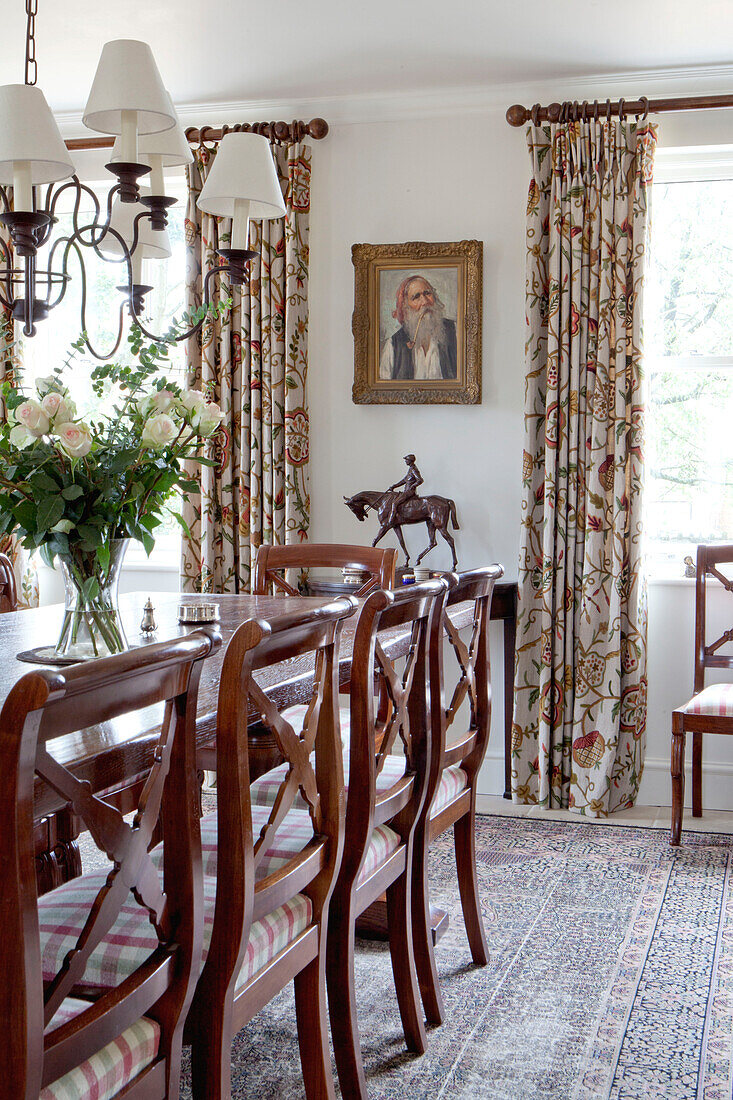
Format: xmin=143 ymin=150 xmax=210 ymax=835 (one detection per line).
xmin=64 ymin=117 xmax=329 ymax=151
xmin=506 ymin=93 xmax=733 ymax=127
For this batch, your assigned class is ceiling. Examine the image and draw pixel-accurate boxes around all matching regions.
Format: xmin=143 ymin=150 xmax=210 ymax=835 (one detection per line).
xmin=2 ymin=0 xmax=732 ymax=117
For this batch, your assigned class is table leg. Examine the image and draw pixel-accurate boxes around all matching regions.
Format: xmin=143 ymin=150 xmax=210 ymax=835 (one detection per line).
xmin=503 ymin=605 xmax=516 ymax=800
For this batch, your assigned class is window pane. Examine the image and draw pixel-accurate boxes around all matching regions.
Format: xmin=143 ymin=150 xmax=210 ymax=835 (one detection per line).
xmin=647 ymin=180 xmax=733 ymax=359
xmin=646 ymin=367 xmax=733 ymax=551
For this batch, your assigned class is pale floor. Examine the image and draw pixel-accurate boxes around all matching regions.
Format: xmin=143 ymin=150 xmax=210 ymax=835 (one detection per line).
xmin=478 ymin=795 xmax=733 ymax=834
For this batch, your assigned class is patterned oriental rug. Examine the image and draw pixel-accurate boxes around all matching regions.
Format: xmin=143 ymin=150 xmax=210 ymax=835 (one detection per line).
xmin=175 ymin=815 xmax=733 ymax=1099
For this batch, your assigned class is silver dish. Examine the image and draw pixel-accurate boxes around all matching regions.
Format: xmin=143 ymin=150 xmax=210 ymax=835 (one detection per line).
xmin=177 ymin=602 xmax=221 ymax=624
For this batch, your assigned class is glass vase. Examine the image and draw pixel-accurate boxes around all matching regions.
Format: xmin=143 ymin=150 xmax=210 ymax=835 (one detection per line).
xmin=55 ymin=539 xmax=129 ymax=660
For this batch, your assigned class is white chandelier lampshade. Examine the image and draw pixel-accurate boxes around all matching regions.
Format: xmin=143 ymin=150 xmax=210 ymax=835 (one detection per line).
xmin=111 ymin=92 xmax=192 ymax=193
xmin=197 ymin=132 xmax=286 ymax=251
xmin=100 ymin=195 xmax=171 ymax=283
xmin=0 ymin=84 xmax=75 ymax=210
xmin=83 ymin=40 xmax=176 ymax=163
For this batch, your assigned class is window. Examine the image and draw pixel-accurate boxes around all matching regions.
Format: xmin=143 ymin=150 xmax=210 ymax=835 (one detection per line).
xmin=644 ymin=149 xmax=733 ymax=574
xmin=20 ymin=170 xmax=188 ymax=571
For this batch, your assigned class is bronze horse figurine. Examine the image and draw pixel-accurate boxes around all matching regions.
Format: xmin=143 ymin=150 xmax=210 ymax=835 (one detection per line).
xmin=344 ymin=489 xmax=460 ymax=569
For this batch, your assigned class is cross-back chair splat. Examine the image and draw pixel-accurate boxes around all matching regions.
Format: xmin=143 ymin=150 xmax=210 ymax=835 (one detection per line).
xmin=373 ymin=624 xmax=421 ymax=773
xmin=444 ymin=608 xmax=481 ymax=730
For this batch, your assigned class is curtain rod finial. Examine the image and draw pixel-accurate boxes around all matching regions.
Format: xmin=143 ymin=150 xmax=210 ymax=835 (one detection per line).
xmin=308 ymin=118 xmax=329 ymax=139
xmin=506 ymin=104 xmax=527 ymax=127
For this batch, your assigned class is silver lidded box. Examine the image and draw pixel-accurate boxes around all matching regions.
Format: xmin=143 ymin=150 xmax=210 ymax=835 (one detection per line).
xmin=177 ymin=603 xmax=221 ymax=624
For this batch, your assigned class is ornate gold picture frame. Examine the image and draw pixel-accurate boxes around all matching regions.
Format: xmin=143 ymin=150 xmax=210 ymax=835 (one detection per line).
xmin=352 ymin=240 xmax=482 ymax=405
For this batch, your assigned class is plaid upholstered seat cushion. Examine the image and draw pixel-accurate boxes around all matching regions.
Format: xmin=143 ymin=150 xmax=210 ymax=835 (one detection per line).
xmin=38 ymin=870 xmax=312 ymax=996
xmin=198 ymin=805 xmax=400 ymax=888
xmin=679 ymin=683 xmax=733 ymax=716
xmin=250 ymin=751 xmax=407 ymax=810
xmin=429 ymin=764 xmax=468 ymax=819
xmin=42 ymin=997 xmax=159 ymax=1100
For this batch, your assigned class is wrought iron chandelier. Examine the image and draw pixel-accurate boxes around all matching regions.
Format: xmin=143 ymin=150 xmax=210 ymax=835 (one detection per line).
xmin=0 ymin=1 xmax=286 ymax=358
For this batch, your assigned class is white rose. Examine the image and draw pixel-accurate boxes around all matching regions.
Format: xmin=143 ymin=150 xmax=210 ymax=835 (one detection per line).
xmin=141 ymin=413 xmax=177 ymax=449
xmin=194 ymin=401 xmax=224 ymax=438
xmin=9 ymin=424 xmax=34 ymax=449
xmin=35 ymin=375 xmax=68 ymax=399
xmin=15 ymin=399 xmax=51 ymax=437
xmin=137 ymin=389 xmax=176 ymax=417
xmin=41 ymin=392 xmax=76 ymax=425
xmin=55 ymin=421 xmax=93 ymax=459
xmin=178 ymin=389 xmax=208 ymax=422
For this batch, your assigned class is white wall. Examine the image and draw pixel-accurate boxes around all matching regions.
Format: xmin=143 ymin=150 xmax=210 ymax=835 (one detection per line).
xmin=306 ymin=103 xmax=733 ymax=809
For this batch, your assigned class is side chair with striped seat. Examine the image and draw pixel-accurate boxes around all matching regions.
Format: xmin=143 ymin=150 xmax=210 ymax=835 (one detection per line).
xmin=671 ymin=544 xmax=733 ymax=844
xmin=185 ymin=597 xmax=357 ymax=1098
xmin=410 ymin=565 xmax=503 ymax=1026
xmin=250 ymin=577 xmax=449 ymax=1099
xmin=3 ymin=629 xmax=220 ymax=1100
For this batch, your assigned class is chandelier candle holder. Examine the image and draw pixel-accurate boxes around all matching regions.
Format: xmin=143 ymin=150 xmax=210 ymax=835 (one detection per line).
xmin=0 ymin=6 xmax=287 ymax=358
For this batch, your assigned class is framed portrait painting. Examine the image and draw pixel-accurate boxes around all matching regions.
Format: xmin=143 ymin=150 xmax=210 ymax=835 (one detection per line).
xmin=352 ymin=240 xmax=482 ymax=405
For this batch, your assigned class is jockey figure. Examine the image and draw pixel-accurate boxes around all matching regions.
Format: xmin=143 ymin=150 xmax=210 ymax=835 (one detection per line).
xmin=385 ymin=454 xmax=423 ymax=526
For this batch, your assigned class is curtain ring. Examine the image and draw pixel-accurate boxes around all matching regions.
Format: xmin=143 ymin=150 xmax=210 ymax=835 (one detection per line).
xmin=618 ymin=98 xmax=626 ymax=122
xmin=198 ymin=124 xmax=216 ymax=149
xmin=637 ymin=95 xmax=650 ymax=121
xmin=605 ymin=99 xmax=613 ymax=122
xmin=531 ymin=102 xmax=541 ymax=126
xmin=571 ymin=100 xmax=580 ymax=121
xmin=581 ymin=100 xmax=589 ymax=122
xmin=593 ymin=99 xmax=600 ymax=121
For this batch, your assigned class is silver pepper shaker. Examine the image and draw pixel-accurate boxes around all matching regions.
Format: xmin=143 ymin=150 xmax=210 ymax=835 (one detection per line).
xmin=140 ymin=597 xmax=158 ymax=634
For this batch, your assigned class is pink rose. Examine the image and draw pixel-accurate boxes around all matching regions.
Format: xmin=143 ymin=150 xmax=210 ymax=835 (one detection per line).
xmin=15 ymin=399 xmax=50 ymax=437
xmin=55 ymin=421 xmax=93 ymax=458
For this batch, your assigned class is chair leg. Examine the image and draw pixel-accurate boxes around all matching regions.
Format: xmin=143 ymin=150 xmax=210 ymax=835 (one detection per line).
xmin=386 ymin=862 xmax=428 ymax=1055
xmin=326 ymin=897 xmax=368 ymax=1100
xmin=692 ymin=731 xmax=703 ymax=817
xmin=190 ymin=1000 xmax=232 ymax=1100
xmin=410 ymin=822 xmax=445 ymax=1026
xmin=294 ymin=932 xmax=336 ymax=1100
xmin=454 ymin=804 xmax=489 ymax=967
xmin=670 ymin=721 xmax=686 ymax=847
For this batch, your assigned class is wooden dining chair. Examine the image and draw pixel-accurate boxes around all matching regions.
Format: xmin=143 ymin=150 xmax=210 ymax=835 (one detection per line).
xmin=249 ymin=578 xmax=448 ymax=1098
xmin=1 ymin=628 xmax=219 ymax=1100
xmin=0 ymin=548 xmax=18 ymax=612
xmin=253 ymin=541 xmax=397 ymax=598
xmin=409 ymin=565 xmax=503 ymax=1026
xmin=671 ymin=543 xmax=733 ymax=844
xmin=183 ymin=596 xmax=357 ymax=1099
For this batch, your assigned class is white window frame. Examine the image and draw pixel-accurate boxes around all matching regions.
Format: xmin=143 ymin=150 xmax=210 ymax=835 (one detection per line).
xmin=644 ymin=146 xmax=733 ymax=578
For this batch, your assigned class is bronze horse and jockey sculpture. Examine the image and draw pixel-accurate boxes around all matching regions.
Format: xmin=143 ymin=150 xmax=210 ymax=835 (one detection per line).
xmin=344 ymin=455 xmax=460 ymax=569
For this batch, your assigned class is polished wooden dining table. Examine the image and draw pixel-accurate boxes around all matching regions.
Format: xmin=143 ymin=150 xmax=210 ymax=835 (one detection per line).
xmin=1 ymin=590 xmax=475 ymax=893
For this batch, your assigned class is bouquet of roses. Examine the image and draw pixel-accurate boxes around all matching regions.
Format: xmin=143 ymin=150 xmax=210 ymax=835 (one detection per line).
xmin=0 ymin=321 xmax=224 ymax=656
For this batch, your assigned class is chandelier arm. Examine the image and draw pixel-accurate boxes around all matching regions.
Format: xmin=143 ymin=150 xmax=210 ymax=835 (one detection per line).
xmin=77 ymin=260 xmax=127 ymax=361
xmin=0 ymin=237 xmax=13 ymax=309
xmin=45 ymin=236 xmax=84 ymax=311
xmin=127 ymin=264 xmax=225 ymax=344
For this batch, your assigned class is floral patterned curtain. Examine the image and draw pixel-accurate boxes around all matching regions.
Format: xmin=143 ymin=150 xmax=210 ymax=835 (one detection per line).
xmin=512 ymin=118 xmax=656 ymax=815
xmin=181 ymin=141 xmax=310 ymax=592
xmin=0 ymin=210 xmax=38 ymax=607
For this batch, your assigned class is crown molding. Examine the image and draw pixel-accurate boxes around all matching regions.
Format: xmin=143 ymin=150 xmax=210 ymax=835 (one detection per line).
xmin=55 ymin=62 xmax=733 ymax=137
